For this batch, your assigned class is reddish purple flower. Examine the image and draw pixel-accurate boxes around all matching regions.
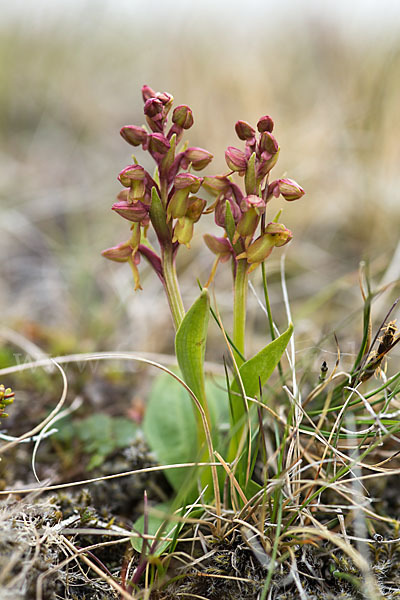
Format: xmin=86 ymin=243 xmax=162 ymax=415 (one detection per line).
xmin=235 ymin=120 xmax=256 ymax=141
xmin=120 ymin=125 xmax=148 ymax=147
xmin=268 ymin=178 xmax=305 ymax=201
xmin=112 ymin=197 xmax=149 ymax=224
xmin=225 ymin=146 xmax=248 ymax=174
xmin=257 ymin=115 xmax=274 ymax=133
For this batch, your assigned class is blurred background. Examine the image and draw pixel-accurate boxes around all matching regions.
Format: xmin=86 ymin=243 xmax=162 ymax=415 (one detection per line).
xmin=1 ymin=0 xmax=400 ymax=368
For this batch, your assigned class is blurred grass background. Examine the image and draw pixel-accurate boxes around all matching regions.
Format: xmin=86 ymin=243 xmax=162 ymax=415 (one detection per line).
xmin=1 ymin=0 xmax=399 ymax=369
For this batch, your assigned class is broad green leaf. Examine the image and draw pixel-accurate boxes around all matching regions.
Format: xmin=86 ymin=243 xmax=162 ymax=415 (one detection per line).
xmin=228 ymin=323 xmax=293 ymax=464
xmin=143 ymin=373 xmax=229 ymax=492
xmin=143 ymin=374 xmax=197 ymax=492
xmin=175 ymin=288 xmax=210 ymax=407
xmin=233 ymin=322 xmax=294 ymax=398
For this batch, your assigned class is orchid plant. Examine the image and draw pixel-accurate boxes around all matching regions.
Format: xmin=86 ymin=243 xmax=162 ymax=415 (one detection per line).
xmin=102 ymin=85 xmax=304 ymax=506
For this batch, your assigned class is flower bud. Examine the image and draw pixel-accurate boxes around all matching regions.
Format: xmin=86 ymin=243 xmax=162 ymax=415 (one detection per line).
xmin=186 ymin=196 xmax=206 ymax=222
xmin=183 ymin=147 xmax=213 ymax=170
xmin=120 ymin=125 xmax=148 ymax=147
xmin=172 ymin=105 xmax=194 ymax=129
xmin=269 ymin=178 xmax=305 ymax=201
xmin=259 ymin=131 xmax=279 ymax=156
xmin=174 ymin=172 xmax=203 ymax=193
xmin=240 ymin=194 xmax=265 ymax=214
xmin=257 ymin=115 xmax=274 ymax=133
xmin=203 ymin=234 xmax=233 ymax=261
xmin=112 ymin=198 xmax=149 ymax=223
xmin=148 ymin=133 xmax=170 ymax=155
xmin=142 ymin=84 xmax=157 ymax=101
xmin=215 ymin=196 xmax=241 ymax=228
xmin=203 ymin=175 xmax=231 ymax=195
xmin=225 ymin=146 xmax=248 ymax=173
xmin=235 ymin=120 xmax=256 ymax=141
xmin=144 ymin=98 xmax=165 ymax=132
xmin=101 ymin=241 xmax=134 ymax=262
xmin=0 ymin=385 xmax=14 ymax=405
xmin=156 ymin=91 xmax=173 ymax=107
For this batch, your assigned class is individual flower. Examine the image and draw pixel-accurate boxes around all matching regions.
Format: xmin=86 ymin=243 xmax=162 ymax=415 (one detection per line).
xmin=101 ymin=240 xmax=135 ymax=262
xmin=236 ymin=222 xmax=293 ymax=267
xmin=257 ymin=115 xmax=274 ymax=133
xmin=235 ymin=120 xmax=256 ymax=141
xmin=112 ymin=192 xmax=150 ymax=224
xmin=234 ymin=194 xmax=266 ymax=241
xmin=181 ymin=147 xmax=213 ymax=171
xmin=268 ymin=178 xmax=305 ymax=201
xmin=172 ymin=197 xmax=206 ymax=247
xmin=203 ymin=234 xmax=234 ymax=262
xmin=120 ymin=125 xmax=148 ymax=147
xmin=167 ymin=173 xmax=203 ymax=221
xmin=225 ymin=146 xmax=248 ymax=174
xmin=118 ymin=165 xmax=147 ymax=203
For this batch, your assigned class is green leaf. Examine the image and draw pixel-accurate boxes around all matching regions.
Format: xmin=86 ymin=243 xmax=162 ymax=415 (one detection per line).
xmin=131 ymin=501 xmax=177 ymax=556
xmin=225 ymin=200 xmax=236 ymax=243
xmin=149 ymin=186 xmax=170 ymax=244
xmin=228 ymin=323 xmax=293 ymax=464
xmin=244 ymin=152 xmax=256 ymax=195
xmin=54 ymin=414 xmax=138 ymax=471
xmin=143 ymin=373 xmax=230 ymax=493
xmin=175 ymin=288 xmax=210 ymax=407
xmin=233 ymin=322 xmax=294 ymax=398
xmin=143 ymin=374 xmax=198 ymax=492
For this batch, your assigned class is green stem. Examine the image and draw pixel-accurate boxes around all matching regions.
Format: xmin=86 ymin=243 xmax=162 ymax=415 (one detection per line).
xmin=233 ymin=259 xmax=249 ymax=366
xmin=261 ymin=262 xmax=275 ymax=341
xmin=227 ymin=258 xmax=248 ymax=467
xmin=162 ymin=245 xmax=185 ymax=330
xmin=261 ymin=262 xmax=284 ymax=379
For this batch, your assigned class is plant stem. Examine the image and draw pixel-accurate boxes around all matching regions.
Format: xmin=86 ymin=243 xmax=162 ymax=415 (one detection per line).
xmin=233 ymin=259 xmax=249 ymax=366
xmin=261 ymin=261 xmax=275 ymax=341
xmin=162 ymin=245 xmax=185 ymax=330
xmin=262 ymin=262 xmax=284 ymax=379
